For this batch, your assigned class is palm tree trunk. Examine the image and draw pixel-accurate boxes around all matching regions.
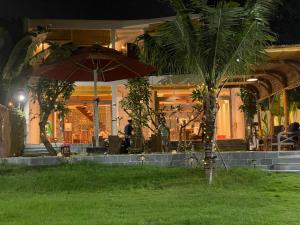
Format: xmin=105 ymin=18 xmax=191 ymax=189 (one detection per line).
xmin=133 ymin=116 xmax=144 ymax=151
xmin=39 ymin=117 xmax=57 ymax=156
xmin=177 ymin=125 xmax=184 ymax=151
xmin=203 ymin=90 xmax=217 ymax=183
xmin=0 ymin=81 xmax=8 ymax=105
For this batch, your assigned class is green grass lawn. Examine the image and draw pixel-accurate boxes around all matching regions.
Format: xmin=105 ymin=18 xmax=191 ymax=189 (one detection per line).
xmin=0 ymin=162 xmax=300 ymax=225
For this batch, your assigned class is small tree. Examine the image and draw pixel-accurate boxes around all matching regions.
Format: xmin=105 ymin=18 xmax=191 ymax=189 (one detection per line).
xmin=120 ymin=77 xmax=152 ymax=149
xmin=238 ymin=87 xmax=258 ymax=149
xmin=30 ymin=43 xmax=76 ymax=155
xmin=9 ymin=109 xmax=26 ymax=156
xmin=176 ymin=104 xmax=204 ymax=151
xmin=269 ymin=94 xmax=284 ymax=125
xmin=30 ymin=79 xmax=75 ymax=155
xmin=138 ymin=0 xmax=278 ymax=182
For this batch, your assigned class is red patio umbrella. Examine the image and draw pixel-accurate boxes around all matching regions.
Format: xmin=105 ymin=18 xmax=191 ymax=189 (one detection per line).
xmin=35 ymin=45 xmax=156 ymax=147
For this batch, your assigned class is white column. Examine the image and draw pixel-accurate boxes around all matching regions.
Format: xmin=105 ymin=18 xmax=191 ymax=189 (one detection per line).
xmin=53 ymin=111 xmax=58 ymax=140
xmin=111 ymin=29 xmax=116 ymax=49
xmin=283 ymin=89 xmax=289 ymax=131
xmin=111 ymin=82 xmax=118 ymax=135
xmin=110 ymin=29 xmax=118 ymax=135
xmin=28 ymin=97 xmax=40 ymax=144
xmin=93 ymin=70 xmax=100 ymax=147
xmin=23 ymin=99 xmax=30 ymax=145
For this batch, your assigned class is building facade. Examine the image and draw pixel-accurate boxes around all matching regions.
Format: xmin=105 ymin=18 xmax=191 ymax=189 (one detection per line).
xmin=24 ymin=17 xmax=246 ymax=145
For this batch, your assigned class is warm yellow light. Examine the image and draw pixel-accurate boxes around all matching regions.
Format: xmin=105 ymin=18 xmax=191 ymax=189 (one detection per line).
xmin=246 ymin=77 xmax=258 ymax=82
xmin=34 ymin=43 xmax=50 ymax=55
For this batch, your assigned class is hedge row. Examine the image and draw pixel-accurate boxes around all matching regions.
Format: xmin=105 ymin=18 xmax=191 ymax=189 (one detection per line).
xmin=9 ymin=109 xmax=25 ymax=156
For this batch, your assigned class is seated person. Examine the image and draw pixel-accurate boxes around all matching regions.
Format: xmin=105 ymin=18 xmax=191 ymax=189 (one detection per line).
xmin=288 ymin=122 xmax=300 ymax=132
xmin=158 ymin=120 xmax=169 ymax=152
xmin=288 ymin=122 xmax=300 ymax=143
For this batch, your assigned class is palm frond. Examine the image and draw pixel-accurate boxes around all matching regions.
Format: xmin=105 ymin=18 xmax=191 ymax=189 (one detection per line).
xmin=0 ymin=28 xmax=14 ymax=73
xmin=138 ymin=0 xmax=205 ymax=78
xmin=139 ymin=0 xmax=279 ymax=88
xmin=138 ymin=31 xmax=187 ymax=75
xmin=2 ymin=32 xmax=47 ymax=81
xmin=220 ymin=0 xmax=280 ymax=84
xmin=158 ymin=74 xmax=203 ymax=84
xmin=193 ymin=2 xmax=247 ymax=84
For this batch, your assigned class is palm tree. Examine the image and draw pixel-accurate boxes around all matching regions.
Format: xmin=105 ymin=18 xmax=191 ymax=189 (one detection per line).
xmin=0 ymin=26 xmax=47 ymax=105
xmin=138 ymin=0 xmax=278 ymax=181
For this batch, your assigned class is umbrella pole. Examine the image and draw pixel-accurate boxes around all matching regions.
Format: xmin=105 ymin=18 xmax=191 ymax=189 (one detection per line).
xmin=93 ymin=69 xmax=100 ymax=147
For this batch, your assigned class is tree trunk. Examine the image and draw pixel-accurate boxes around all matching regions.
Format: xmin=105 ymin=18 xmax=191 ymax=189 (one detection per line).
xmin=0 ymin=82 xmax=8 ymax=106
xmin=177 ymin=126 xmax=184 ymax=151
xmin=136 ymin=109 xmax=145 ymax=150
xmin=39 ymin=118 xmax=57 ymax=156
xmin=244 ymin=117 xmax=249 ymax=150
xmin=133 ymin=113 xmax=144 ymax=152
xmin=203 ymin=90 xmax=217 ymax=184
xmin=134 ymin=127 xmax=144 ymax=149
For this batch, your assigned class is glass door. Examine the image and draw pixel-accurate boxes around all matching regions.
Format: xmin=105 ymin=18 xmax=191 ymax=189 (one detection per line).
xmin=216 ymin=99 xmax=231 ymax=139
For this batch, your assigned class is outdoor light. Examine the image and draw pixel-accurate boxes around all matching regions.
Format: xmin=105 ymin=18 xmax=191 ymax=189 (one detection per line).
xmin=8 ymin=101 xmax=14 ymax=107
xmin=15 ymin=90 xmax=27 ymax=110
xmin=18 ymin=94 xmax=25 ymax=102
xmin=138 ymin=154 xmax=145 ymax=166
xmin=246 ymin=77 xmax=258 ymax=82
xmin=121 ymin=45 xmax=127 ymax=54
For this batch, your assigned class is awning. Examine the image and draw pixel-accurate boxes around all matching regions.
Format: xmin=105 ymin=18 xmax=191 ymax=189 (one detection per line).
xmin=225 ymin=45 xmax=300 ymax=101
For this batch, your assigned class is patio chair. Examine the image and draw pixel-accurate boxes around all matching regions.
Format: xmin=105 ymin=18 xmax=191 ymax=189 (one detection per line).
xmin=273 ymin=122 xmax=300 ymax=151
xmin=259 ymin=125 xmax=284 ymax=151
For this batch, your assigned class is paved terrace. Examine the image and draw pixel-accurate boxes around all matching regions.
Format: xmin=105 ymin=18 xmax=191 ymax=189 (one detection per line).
xmin=2 ymin=151 xmax=300 ymax=172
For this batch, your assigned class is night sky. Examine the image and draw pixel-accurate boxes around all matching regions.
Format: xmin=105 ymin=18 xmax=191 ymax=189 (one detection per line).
xmin=0 ymin=0 xmax=300 ymax=44
xmin=0 ymin=0 xmax=174 ymax=20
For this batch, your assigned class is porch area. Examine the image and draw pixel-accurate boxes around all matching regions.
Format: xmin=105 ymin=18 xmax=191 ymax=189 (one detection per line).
xmin=226 ymin=45 xmax=300 ymax=152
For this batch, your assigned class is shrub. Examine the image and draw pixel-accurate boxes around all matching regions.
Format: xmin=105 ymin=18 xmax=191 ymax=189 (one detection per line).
xmin=9 ymin=109 xmax=25 ymax=156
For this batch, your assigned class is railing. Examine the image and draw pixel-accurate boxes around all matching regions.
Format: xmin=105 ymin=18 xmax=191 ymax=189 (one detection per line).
xmin=274 ymin=131 xmax=300 ymax=157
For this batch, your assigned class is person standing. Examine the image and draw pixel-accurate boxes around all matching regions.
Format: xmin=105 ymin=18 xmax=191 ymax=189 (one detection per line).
xmin=158 ymin=120 xmax=169 ymax=152
xmin=124 ymin=119 xmax=133 ymax=150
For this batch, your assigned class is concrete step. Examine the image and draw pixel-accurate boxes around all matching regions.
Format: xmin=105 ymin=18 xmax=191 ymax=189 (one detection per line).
xmin=23 ymin=144 xmax=90 ymax=156
xmin=271 ymin=163 xmax=300 ymax=171
xmin=267 ymin=169 xmax=300 ymax=173
xmin=269 ymin=153 xmax=300 ymax=172
xmin=23 ymin=144 xmax=59 ymax=157
xmin=277 ymin=151 xmax=300 ymax=157
xmin=276 ymin=157 xmax=300 ymax=164
xmin=255 ymin=165 xmax=270 ymax=170
xmin=25 ymin=144 xmax=61 ymax=149
xmin=23 ymin=151 xmax=49 ymax=157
